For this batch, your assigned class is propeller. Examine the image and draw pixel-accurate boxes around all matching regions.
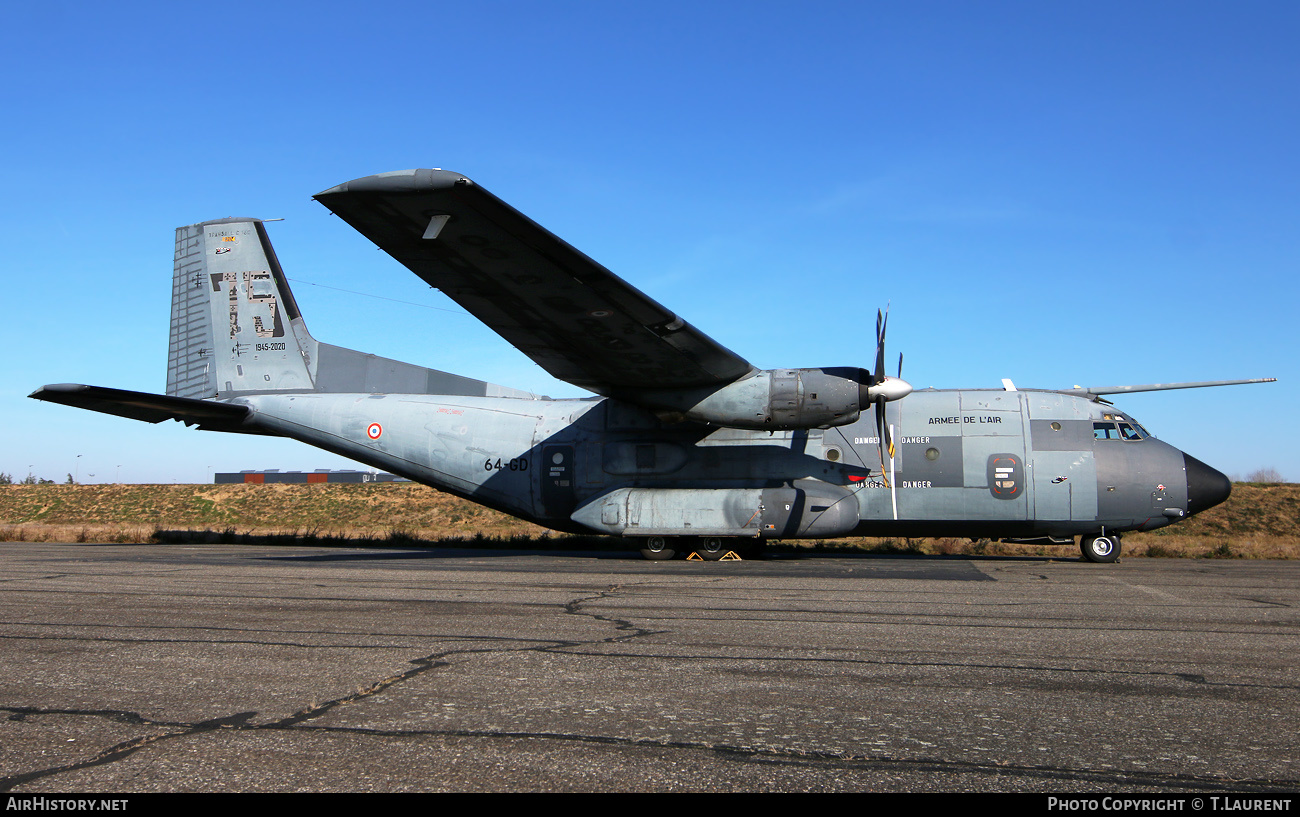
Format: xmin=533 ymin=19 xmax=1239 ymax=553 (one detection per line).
xmin=861 ymin=309 xmax=911 ymax=519
xmin=863 ymin=309 xmax=911 ymax=463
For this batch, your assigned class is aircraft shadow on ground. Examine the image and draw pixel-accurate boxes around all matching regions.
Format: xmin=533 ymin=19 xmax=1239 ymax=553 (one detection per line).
xmin=145 ymin=529 xmax=1081 ymax=566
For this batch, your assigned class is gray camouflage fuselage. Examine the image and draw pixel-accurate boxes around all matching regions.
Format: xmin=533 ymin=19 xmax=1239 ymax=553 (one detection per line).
xmin=34 ymin=169 xmax=1260 ymax=559
xmin=235 ymin=385 xmax=1210 ymax=541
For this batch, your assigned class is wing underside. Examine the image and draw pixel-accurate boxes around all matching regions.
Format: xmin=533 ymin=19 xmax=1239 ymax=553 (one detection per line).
xmin=313 ymin=169 xmax=753 ymax=397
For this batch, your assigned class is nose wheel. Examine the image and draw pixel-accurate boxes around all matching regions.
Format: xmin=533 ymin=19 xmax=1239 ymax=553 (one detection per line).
xmin=1080 ymin=533 xmax=1121 ymax=563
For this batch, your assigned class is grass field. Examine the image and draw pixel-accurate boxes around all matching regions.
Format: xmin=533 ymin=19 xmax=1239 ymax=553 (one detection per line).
xmin=0 ymin=482 xmax=1296 ymax=559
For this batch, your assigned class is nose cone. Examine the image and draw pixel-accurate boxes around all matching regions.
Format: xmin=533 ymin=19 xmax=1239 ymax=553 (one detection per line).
xmin=1185 ymin=454 xmax=1232 ymax=515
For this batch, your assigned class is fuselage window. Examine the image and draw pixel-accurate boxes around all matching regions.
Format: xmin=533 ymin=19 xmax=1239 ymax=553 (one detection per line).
xmin=1093 ymin=422 xmax=1121 ymax=440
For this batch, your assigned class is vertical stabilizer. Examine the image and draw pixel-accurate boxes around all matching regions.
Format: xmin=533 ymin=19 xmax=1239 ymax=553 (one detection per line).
xmin=165 ymin=218 xmax=539 ymax=401
xmin=167 ymin=219 xmax=318 ymax=398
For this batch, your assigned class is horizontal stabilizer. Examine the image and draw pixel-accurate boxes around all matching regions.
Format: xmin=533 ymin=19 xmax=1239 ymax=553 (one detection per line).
xmin=30 ymin=384 xmax=257 ymax=434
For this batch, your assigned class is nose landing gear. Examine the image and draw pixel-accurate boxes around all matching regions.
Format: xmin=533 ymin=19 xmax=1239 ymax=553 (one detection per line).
xmin=1080 ymin=532 xmax=1121 ymax=563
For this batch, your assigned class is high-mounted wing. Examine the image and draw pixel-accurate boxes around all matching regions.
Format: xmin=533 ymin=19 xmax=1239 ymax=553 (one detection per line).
xmin=313 ymin=170 xmax=753 ymax=397
xmin=1059 ymin=378 xmax=1277 ymax=401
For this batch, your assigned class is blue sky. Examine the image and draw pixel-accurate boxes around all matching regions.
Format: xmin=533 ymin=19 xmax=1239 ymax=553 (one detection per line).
xmin=2 ymin=1 xmax=1296 ymax=483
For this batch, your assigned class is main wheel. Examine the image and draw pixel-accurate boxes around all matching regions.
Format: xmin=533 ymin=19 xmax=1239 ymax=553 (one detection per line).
xmin=1080 ymin=533 xmax=1121 ymax=563
xmin=639 ymin=536 xmax=677 ymax=561
xmin=696 ymin=536 xmax=730 ymax=561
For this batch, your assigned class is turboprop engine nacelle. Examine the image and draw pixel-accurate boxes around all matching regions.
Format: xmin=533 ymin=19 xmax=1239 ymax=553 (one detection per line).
xmin=643 ymin=367 xmax=913 ymax=430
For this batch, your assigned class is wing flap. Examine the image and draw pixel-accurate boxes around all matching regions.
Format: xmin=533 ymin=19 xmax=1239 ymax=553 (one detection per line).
xmin=313 ymin=169 xmax=753 ymax=396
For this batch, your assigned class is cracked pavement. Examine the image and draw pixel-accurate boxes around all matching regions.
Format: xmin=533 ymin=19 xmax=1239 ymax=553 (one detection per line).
xmin=1 ymin=543 xmax=1297 ymax=792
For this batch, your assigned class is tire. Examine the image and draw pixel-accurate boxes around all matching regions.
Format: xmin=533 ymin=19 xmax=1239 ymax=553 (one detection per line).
xmin=639 ymin=536 xmax=676 ymax=561
xmin=696 ymin=537 xmax=729 ymax=561
xmin=1080 ymin=533 xmax=1121 ymax=563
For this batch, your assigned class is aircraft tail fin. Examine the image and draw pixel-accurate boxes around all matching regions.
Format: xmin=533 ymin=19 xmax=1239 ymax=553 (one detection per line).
xmin=167 ymin=218 xmax=539 ymax=400
xmin=168 ymin=218 xmax=315 ymax=399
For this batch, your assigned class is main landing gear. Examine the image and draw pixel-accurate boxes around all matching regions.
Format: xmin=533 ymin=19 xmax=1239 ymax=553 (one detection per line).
xmin=639 ymin=536 xmax=677 ymax=561
xmin=637 ymin=536 xmax=758 ymax=561
xmin=1079 ymin=532 xmax=1122 ymax=563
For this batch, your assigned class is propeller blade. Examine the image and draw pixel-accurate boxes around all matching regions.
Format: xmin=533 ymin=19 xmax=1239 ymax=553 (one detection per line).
xmin=875 ymin=400 xmax=893 ymax=486
xmin=889 ymin=423 xmax=898 ymax=520
xmin=873 ymin=308 xmax=887 ymax=385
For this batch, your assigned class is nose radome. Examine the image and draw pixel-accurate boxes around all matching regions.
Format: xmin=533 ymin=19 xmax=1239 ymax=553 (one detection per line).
xmin=1185 ymin=453 xmax=1232 ymax=515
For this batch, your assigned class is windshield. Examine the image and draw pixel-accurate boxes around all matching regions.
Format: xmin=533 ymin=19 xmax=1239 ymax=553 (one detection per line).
xmin=1094 ymin=422 xmax=1120 ymax=440
xmin=1117 ymin=422 xmax=1143 ymax=441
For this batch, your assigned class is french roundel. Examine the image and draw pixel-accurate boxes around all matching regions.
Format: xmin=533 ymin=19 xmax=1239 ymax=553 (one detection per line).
xmin=367 ymin=423 xmax=383 ymax=440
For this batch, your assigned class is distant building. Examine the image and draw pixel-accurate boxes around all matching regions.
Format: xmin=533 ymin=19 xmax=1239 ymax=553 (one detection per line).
xmin=214 ymin=469 xmax=408 ymax=484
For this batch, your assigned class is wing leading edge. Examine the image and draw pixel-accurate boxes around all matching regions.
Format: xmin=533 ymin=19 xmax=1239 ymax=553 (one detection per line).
xmin=313 ymin=169 xmax=753 ymax=398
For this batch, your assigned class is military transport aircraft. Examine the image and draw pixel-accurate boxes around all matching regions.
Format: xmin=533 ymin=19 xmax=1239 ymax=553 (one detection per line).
xmin=31 ymin=169 xmax=1275 ymax=562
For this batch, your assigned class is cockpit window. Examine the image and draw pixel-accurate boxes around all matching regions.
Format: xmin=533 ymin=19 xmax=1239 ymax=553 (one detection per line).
xmin=1117 ymin=422 xmax=1143 ymax=441
xmin=1093 ymin=422 xmax=1120 ymax=440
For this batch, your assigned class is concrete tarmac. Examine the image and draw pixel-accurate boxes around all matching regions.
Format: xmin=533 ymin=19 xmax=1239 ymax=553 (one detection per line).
xmin=0 ymin=542 xmax=1297 ymax=792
